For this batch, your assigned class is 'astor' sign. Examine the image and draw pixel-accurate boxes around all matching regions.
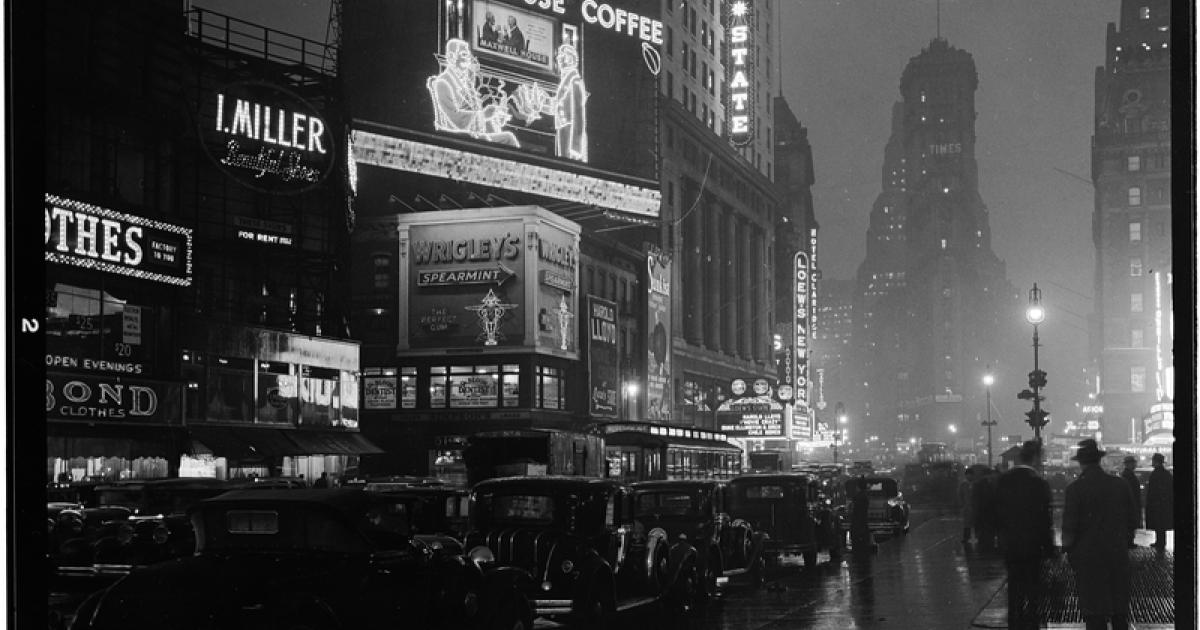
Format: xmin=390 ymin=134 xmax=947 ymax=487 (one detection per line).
xmin=45 ymin=194 xmax=193 ymax=286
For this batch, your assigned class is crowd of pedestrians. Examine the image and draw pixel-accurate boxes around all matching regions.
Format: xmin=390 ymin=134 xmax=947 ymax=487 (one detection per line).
xmin=958 ymin=439 xmax=1173 ymax=630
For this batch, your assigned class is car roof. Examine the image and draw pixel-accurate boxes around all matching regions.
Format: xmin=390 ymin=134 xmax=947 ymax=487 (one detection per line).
xmin=630 ymin=479 xmax=722 ymax=491
xmin=195 ymin=488 xmax=376 ymax=514
xmin=729 ymin=473 xmax=813 ymax=483
xmin=472 ymin=476 xmax=624 ymax=493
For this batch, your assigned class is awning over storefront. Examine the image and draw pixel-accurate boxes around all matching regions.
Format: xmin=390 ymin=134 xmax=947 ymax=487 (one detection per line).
xmin=47 ymin=422 xmax=184 ymax=459
xmin=188 ymin=425 xmax=384 ymax=459
xmin=286 ymin=430 xmax=385 ymax=455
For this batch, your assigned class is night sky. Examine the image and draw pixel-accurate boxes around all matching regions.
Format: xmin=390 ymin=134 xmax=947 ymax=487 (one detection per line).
xmin=199 ymin=0 xmax=1128 ymax=423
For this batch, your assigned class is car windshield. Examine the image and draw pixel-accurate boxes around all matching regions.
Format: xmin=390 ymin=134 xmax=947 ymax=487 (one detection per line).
xmin=491 ymin=494 xmax=556 ymax=523
xmin=635 ymin=491 xmax=699 ymax=517
xmin=741 ymin=484 xmax=787 ymax=500
xmin=195 ymin=505 xmax=373 ymax=554
xmin=97 ymin=488 xmax=143 ymax=509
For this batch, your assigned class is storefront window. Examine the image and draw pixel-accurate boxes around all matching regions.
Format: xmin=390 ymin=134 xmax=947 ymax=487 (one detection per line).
xmin=299 ymin=366 xmax=341 ymax=427
xmin=257 ymin=361 xmax=298 ymax=424
xmin=430 ymin=365 xmax=520 ymax=409
xmin=207 ymin=357 xmax=255 ymax=422
xmin=537 ymin=365 xmax=565 ymax=410
xmin=401 ymin=367 xmax=418 ymax=409
xmin=46 ymin=282 xmax=156 ymax=376
xmin=340 ymin=370 xmax=359 ymax=428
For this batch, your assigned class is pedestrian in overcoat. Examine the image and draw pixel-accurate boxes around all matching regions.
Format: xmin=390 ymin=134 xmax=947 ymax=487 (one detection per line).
xmin=1119 ymin=455 xmax=1143 ymax=547
xmin=972 ymin=468 xmax=999 ymax=551
xmin=1062 ymin=439 xmax=1137 ymax=630
xmin=1144 ymin=452 xmax=1173 ymax=549
xmin=995 ymin=441 xmax=1056 ymax=630
xmin=958 ymin=467 xmax=975 ymax=544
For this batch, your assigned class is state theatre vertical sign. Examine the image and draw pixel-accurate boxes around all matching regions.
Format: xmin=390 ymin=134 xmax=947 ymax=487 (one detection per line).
xmin=646 ymin=246 xmax=672 ymax=421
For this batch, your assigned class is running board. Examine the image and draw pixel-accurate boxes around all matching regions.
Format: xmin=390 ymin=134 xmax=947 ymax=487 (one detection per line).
xmin=722 ymin=567 xmax=749 ymax=577
xmin=615 ymin=596 xmax=660 ymax=613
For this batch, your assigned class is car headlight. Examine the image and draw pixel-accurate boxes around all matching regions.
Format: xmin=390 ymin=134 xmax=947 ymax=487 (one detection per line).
xmin=560 ymin=560 xmax=574 ymax=573
xmin=466 ymin=545 xmax=495 ymax=569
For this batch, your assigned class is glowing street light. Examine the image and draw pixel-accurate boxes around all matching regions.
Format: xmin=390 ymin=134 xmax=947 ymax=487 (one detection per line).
xmin=982 ymin=369 xmax=997 ymax=467
xmin=1019 ymin=284 xmax=1048 ymax=468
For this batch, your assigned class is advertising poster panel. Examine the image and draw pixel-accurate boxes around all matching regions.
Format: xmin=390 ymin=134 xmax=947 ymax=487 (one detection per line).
xmin=533 ymin=223 xmax=580 ymax=357
xmin=587 ymin=296 xmax=619 ymax=417
xmin=363 ymin=375 xmax=398 ymax=410
xmin=405 ymin=217 xmax=527 ymax=349
xmin=645 ymin=245 xmax=672 ymax=421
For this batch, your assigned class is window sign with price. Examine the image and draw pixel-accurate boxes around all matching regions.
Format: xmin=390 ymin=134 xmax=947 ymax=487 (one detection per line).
xmin=45 ymin=283 xmax=155 ymax=376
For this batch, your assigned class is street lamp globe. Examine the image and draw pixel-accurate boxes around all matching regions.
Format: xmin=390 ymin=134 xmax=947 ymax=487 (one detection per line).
xmin=1026 ymin=284 xmax=1045 ymax=324
xmin=624 ymin=382 xmax=639 ymax=396
xmin=982 ymin=373 xmax=994 ymax=387
xmin=948 ymin=424 xmax=957 ymax=434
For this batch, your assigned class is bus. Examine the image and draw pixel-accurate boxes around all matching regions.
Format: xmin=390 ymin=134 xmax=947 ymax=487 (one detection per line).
xmin=597 ymin=421 xmax=743 ymax=483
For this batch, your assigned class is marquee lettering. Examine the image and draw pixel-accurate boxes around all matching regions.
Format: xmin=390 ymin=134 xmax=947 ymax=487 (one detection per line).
xmin=726 ymin=2 xmax=753 ymax=146
xmin=411 ymin=234 xmax=521 ymax=265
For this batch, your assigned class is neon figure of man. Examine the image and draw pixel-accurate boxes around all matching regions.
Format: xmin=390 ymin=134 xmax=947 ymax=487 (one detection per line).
xmin=427 ymin=38 xmax=518 ymax=146
xmin=548 ymin=44 xmax=588 ymax=161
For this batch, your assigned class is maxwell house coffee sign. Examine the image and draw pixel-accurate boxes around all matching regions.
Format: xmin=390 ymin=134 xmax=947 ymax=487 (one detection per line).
xmin=45 ymin=194 xmax=192 ymax=286
xmin=200 ymin=81 xmax=335 ymax=194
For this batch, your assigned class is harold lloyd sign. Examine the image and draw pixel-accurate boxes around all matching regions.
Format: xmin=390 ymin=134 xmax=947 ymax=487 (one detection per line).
xmin=398 ymin=207 xmax=580 ymax=356
xmin=587 ymin=296 xmax=619 ymax=417
xmin=45 ymin=194 xmax=192 ymax=286
xmin=46 ymin=372 xmax=182 ymax=425
xmin=199 ymin=81 xmax=336 ymax=194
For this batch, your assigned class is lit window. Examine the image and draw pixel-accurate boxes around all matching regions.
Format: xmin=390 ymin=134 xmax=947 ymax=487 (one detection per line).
xmin=1128 ymin=186 xmax=1142 ymax=206
xmin=1131 ymin=292 xmax=1143 ymax=312
xmin=1138 ymin=6 xmax=1150 ymax=20
xmin=1129 ymin=221 xmax=1142 ymax=242
xmin=1130 ymin=366 xmax=1146 ymax=393
xmin=940 ymin=238 xmax=947 ymax=249
xmin=1130 ymin=257 xmax=1143 ymax=276
xmin=1127 ymin=155 xmax=1141 ymax=171
xmin=373 ymin=255 xmax=391 ymax=289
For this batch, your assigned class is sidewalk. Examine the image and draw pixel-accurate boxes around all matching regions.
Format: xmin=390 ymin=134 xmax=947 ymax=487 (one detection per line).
xmin=971 ymin=531 xmax=1175 ymax=629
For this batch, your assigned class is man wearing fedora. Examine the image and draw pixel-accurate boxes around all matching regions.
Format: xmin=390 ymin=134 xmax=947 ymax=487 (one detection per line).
xmin=1063 ymin=439 xmax=1138 ymax=630
xmin=1144 ymin=452 xmax=1173 ymax=550
xmin=995 ymin=441 xmax=1056 ymax=629
xmin=1118 ymin=455 xmax=1143 ymax=548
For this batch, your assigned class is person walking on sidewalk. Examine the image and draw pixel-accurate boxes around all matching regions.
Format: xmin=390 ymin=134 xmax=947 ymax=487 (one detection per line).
xmin=1119 ymin=455 xmax=1143 ymax=548
xmin=995 ymin=441 xmax=1056 ymax=630
xmin=1062 ymin=439 xmax=1137 ymax=630
xmin=958 ymin=467 xmax=976 ymax=544
xmin=1144 ymin=452 xmax=1173 ymax=550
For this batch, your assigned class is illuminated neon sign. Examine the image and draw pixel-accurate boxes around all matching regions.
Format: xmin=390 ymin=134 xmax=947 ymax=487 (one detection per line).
xmin=726 ymin=0 xmax=753 ymax=147
xmin=794 ymin=252 xmax=810 ymax=415
xmin=351 ymin=129 xmax=661 ymax=217
xmin=200 ymin=81 xmax=335 ymax=194
xmin=45 ymin=194 xmax=193 ymax=286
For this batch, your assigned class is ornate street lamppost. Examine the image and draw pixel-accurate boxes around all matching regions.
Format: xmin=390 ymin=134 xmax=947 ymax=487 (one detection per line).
xmin=982 ymin=371 xmax=996 ymax=467
xmin=1018 ymin=284 xmax=1048 ymax=464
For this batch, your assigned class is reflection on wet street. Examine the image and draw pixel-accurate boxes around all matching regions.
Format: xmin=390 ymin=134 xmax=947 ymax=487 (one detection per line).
xmin=617 ymin=506 xmax=1006 ymax=630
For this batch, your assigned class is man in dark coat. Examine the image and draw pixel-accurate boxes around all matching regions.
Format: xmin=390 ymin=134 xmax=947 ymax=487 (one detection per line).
xmin=1144 ymin=452 xmax=1173 ymax=550
xmin=995 ymin=441 xmax=1056 ymax=630
xmin=1062 ymin=439 xmax=1137 ymax=630
xmin=1119 ymin=455 xmax=1143 ymax=547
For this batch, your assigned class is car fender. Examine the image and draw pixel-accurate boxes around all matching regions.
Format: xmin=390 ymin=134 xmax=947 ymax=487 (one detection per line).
xmin=663 ymin=538 xmax=698 ymax=593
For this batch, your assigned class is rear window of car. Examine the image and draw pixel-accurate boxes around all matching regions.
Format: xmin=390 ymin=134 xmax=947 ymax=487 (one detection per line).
xmin=491 ymin=495 xmax=555 ymax=523
xmin=226 ymin=510 xmax=279 ymax=534
xmin=635 ymin=492 xmax=697 ymax=517
xmin=743 ymin=485 xmax=786 ymax=500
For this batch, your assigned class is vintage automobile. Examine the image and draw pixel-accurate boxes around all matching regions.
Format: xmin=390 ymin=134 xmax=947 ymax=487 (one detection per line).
xmin=727 ymin=473 xmax=843 ymax=569
xmin=68 ymin=488 xmax=531 ymax=630
xmin=631 ymin=480 xmax=766 ymax=602
xmin=463 ymin=476 xmax=698 ymax=626
xmin=364 ymin=483 xmax=472 ymax=551
xmin=841 ymin=476 xmax=910 ymax=538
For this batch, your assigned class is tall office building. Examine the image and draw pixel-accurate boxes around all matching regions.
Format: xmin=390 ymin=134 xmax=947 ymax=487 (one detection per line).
xmin=1090 ymin=0 xmax=1173 ymax=447
xmin=855 ymin=38 xmax=1015 ymax=448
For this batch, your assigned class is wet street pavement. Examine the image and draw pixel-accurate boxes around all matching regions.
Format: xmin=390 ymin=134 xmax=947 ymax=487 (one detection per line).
xmin=585 ymin=505 xmax=1176 ymax=630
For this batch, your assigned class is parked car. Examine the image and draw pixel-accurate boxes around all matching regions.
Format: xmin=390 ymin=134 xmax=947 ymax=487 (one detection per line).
xmin=727 ymin=473 xmax=843 ymax=569
xmin=463 ymin=476 xmax=698 ymax=626
xmin=631 ymin=479 xmax=766 ymax=603
xmin=363 ymin=484 xmax=472 ymax=553
xmin=840 ymin=476 xmax=910 ymax=539
xmin=68 ymin=488 xmax=530 ymax=629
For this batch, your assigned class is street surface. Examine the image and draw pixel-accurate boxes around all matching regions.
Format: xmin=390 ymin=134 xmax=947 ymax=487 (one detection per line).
xmin=557 ymin=505 xmax=1175 ymax=630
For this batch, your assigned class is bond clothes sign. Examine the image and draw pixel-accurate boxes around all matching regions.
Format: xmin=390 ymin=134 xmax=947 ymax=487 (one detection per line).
xmin=199 ymin=81 xmax=335 ymax=194
xmin=725 ymin=1 xmax=753 ymax=147
xmin=588 ymin=296 xmax=619 ymax=417
xmin=645 ymin=246 xmax=672 ymax=421
xmin=45 ymin=195 xmax=192 ymax=286
xmin=398 ymin=207 xmax=580 ymax=356
xmin=46 ymin=372 xmax=182 ymax=425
